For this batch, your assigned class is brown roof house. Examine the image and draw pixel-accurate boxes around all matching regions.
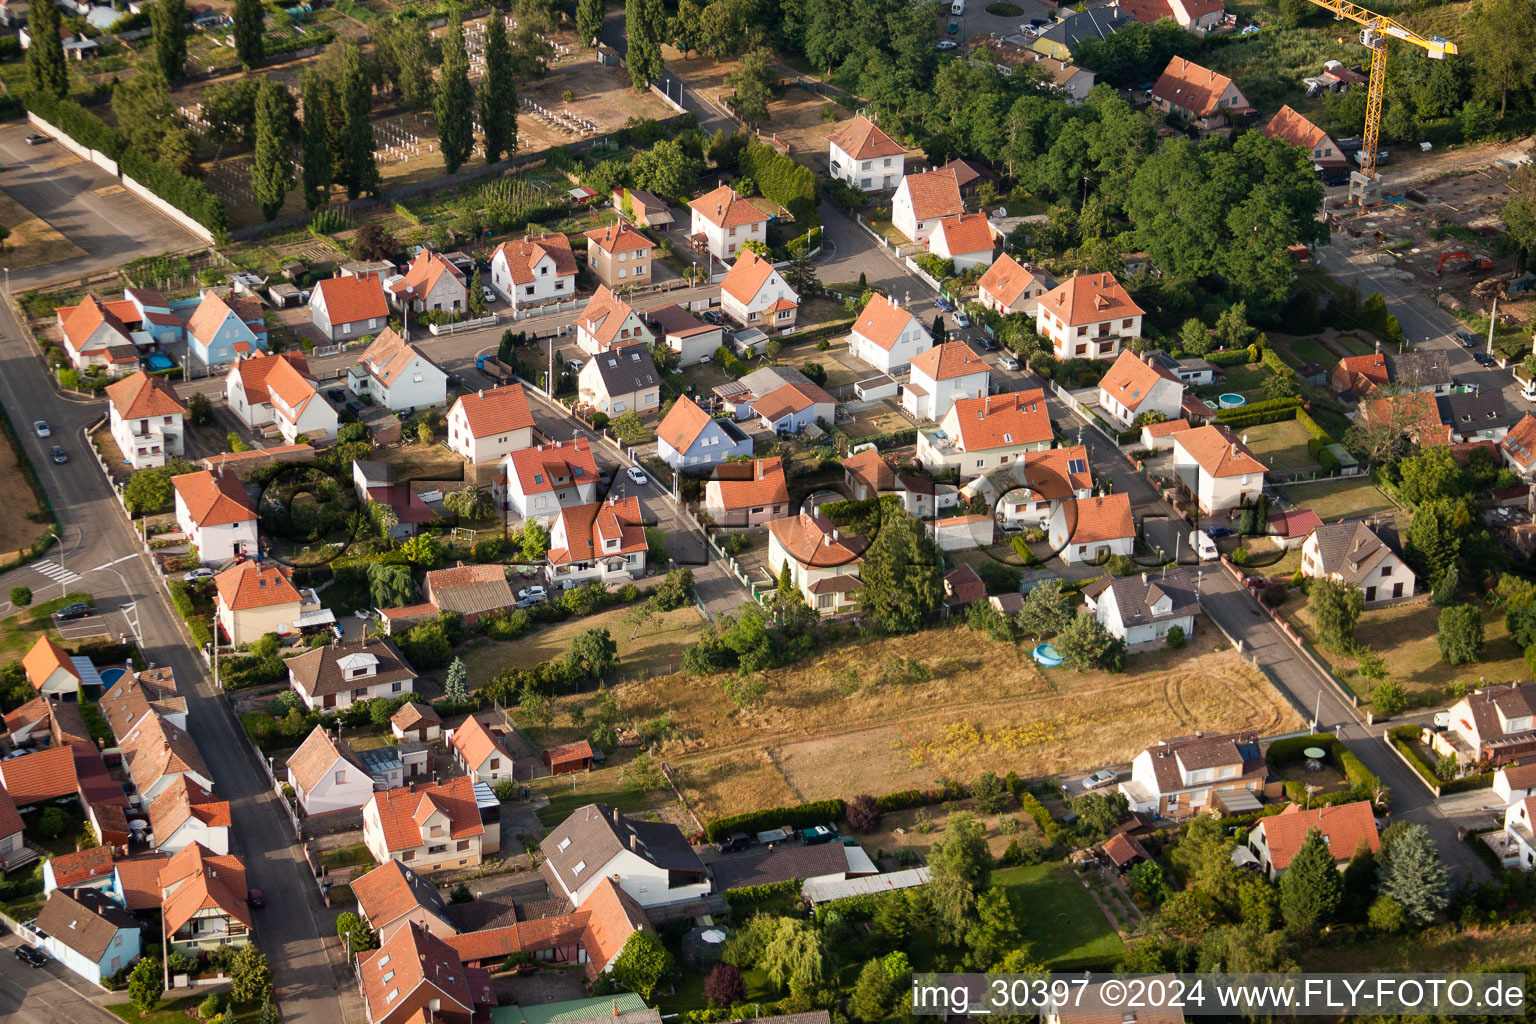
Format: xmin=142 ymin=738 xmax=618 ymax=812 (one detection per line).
xmin=1118 ymin=731 xmax=1266 ymax=817
xmin=1300 ymin=520 xmax=1416 ymax=604
xmin=422 ymin=563 xmax=515 ymax=624
xmin=768 ymin=512 xmax=868 ymax=615
xmin=892 ymin=169 xmax=963 ymax=243
xmin=285 ymin=725 xmax=376 ymax=817
xmin=33 ymin=888 xmax=142 ymax=984
xmin=445 ymin=384 xmax=535 ymax=465
xmin=578 ymin=344 xmax=661 ymax=418
xmin=159 ymin=842 xmax=252 ymax=954
xmin=351 ymin=859 xmax=457 ymax=943
xmin=285 ymin=636 xmax=417 ymax=713
xmin=1151 ymin=56 xmax=1251 ymax=126
xmin=1434 ymin=681 xmax=1536 ymax=768
xmin=1047 ymin=493 xmax=1135 ymax=566
xmin=539 ymin=803 xmax=709 ymax=910
xmin=390 ymin=702 xmax=442 ymax=743
xmin=584 ymin=223 xmax=657 ymax=290
xmin=703 ymin=457 xmax=790 ymax=527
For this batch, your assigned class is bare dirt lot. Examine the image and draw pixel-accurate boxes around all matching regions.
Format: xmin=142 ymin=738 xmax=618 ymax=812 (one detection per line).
xmin=0 ymin=425 xmax=54 ymax=562
xmin=0 ymin=189 xmax=85 ymax=272
xmin=617 ymin=625 xmax=1302 ymax=821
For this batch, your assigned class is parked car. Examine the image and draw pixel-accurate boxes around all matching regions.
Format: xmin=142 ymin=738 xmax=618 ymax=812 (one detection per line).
xmin=953 ymin=310 xmax=971 ymax=328
xmin=24 ymin=134 xmax=48 ymax=146
xmin=998 ymin=355 xmax=1021 ymax=371
xmin=15 ymin=944 xmax=47 ymax=967
xmin=54 ymin=603 xmax=92 ymax=621
xmin=978 ymin=336 xmax=998 ymax=352
xmin=247 ymin=888 xmax=265 ymax=909
xmin=1207 ymin=525 xmax=1233 ymax=538
xmin=33 ymin=420 xmax=50 ymax=437
xmin=934 ymin=296 xmax=955 ymax=312
xmin=946 ymin=18 xmax=959 ymax=33
xmin=801 ymin=825 xmax=838 ymax=845
xmin=567 ymin=358 xmax=584 ymax=372
xmin=1454 ymin=330 xmax=1476 ymax=347
xmin=936 ymin=39 xmax=958 ymax=50
xmin=51 ymin=445 xmax=68 ymax=464
xmin=326 ymin=388 xmax=346 ymax=402
xmin=184 ymin=567 xmax=216 ymax=582
xmin=1189 ymin=529 xmax=1218 ymax=561
xmin=702 ymin=310 xmax=724 ymax=326
xmin=627 ymin=466 xmax=648 ymax=486
xmin=1473 ymin=352 xmax=1496 ymax=366
xmin=716 ymin=832 xmax=751 ymax=853
xmin=1081 ymin=769 xmax=1119 ymax=790
xmin=516 ymin=586 xmax=548 ymax=605
xmin=345 ymin=401 xmax=363 ymax=415
xmin=482 ymin=286 xmax=495 ymax=305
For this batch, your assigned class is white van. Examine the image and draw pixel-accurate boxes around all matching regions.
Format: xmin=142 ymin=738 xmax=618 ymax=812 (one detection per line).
xmin=1189 ymin=529 xmax=1218 ymax=562
xmin=951 ymin=0 xmax=966 ymax=14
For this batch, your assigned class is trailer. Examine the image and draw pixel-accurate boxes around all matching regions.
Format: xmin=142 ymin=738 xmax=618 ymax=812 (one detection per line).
xmin=476 ymin=354 xmax=516 ymax=383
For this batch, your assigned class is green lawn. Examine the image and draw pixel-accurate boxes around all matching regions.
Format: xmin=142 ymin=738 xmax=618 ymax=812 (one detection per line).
xmin=319 ymin=843 xmax=373 ymax=870
xmin=109 ymin=995 xmax=259 ymax=1024
xmin=1200 ymin=363 xmax=1266 ymax=396
xmin=1241 ymin=418 xmax=1318 ymax=471
xmin=1272 ymin=478 xmax=1402 ymax=526
xmin=1281 ymin=336 xmax=1337 ymax=368
xmin=993 ymin=862 xmax=1125 ymax=968
xmin=527 ymin=769 xmax=674 ymax=828
xmin=1336 ymin=334 xmax=1376 ymax=357
xmin=0 ymin=591 xmax=95 ymax=661
xmin=452 ymin=606 xmax=706 ymax=687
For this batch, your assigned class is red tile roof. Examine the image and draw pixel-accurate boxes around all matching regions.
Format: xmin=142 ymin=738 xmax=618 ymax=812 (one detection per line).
xmin=3 ymin=697 xmax=50 ymax=739
xmin=978 ymin=253 xmax=1054 ymax=308
xmin=1504 ymin=413 xmax=1536 ymax=469
xmin=173 ymin=469 xmax=255 ymax=527
xmin=852 ymin=294 xmax=922 ymax=351
xmin=752 ymin=383 xmax=822 ymax=424
xmin=1142 ymin=418 xmax=1190 ymax=438
xmin=707 ymin=457 xmax=789 ymax=511
xmin=689 ymin=185 xmax=769 ymax=229
xmin=1117 ymin=0 xmax=1175 ymax=24
xmin=1257 ymin=800 xmax=1379 ymax=870
xmin=106 ymin=371 xmax=186 ymax=420
xmin=656 ymin=394 xmax=714 ymax=454
xmin=549 ymin=497 xmax=646 ymax=565
xmin=357 ymin=329 xmax=440 ymax=388
xmin=352 ymin=860 xmax=446 ymax=931
xmin=720 ymin=249 xmax=786 ymax=306
xmin=1172 ymin=424 xmax=1266 ymax=478
xmin=390 ymin=250 xmax=465 ymax=303
xmin=910 ymin=342 xmax=987 ymax=384
xmin=1264 ymin=105 xmax=1343 ymax=163
xmin=577 ymin=286 xmax=647 ymax=350
xmin=229 ymin=352 xmax=312 ymax=402
xmin=48 ymin=845 xmax=115 ymax=887
xmin=185 ymin=291 xmax=245 ymax=347
xmin=1062 ymin=493 xmax=1134 ymax=543
xmin=827 ymin=114 xmax=904 ymax=160
xmin=584 ymin=223 xmax=656 ymax=255
xmin=1268 ymin=508 xmax=1324 ymax=539
xmin=1152 ymin=56 xmax=1242 ymax=118
xmin=507 ymin=439 xmax=598 ymax=496
xmin=367 ymin=778 xmax=484 ymax=854
xmin=768 ymin=513 xmax=866 ymax=569
xmin=1021 ymin=445 xmax=1093 ymax=500
xmin=1100 ymin=350 xmax=1180 ymax=413
xmin=948 ymin=389 xmax=1052 ymax=452
xmin=544 ymin=740 xmax=594 ymax=767
xmin=930 ymin=213 xmax=994 ymax=256
xmin=315 ymin=273 xmax=389 ymax=326
xmin=451 ymin=384 xmax=534 ymax=439
xmin=493 ymin=233 xmax=577 ymax=286
xmin=944 ymin=563 xmax=986 ymax=606
xmin=215 ymin=560 xmax=301 ymax=612
xmin=391 ymin=702 xmax=440 ymax=732
xmin=113 ymin=854 xmax=169 ymax=910
xmin=0 ymin=744 xmax=77 ymax=806
xmin=23 ymin=635 xmax=79 ymax=691
xmin=357 ymin=923 xmax=475 ymax=1024
xmin=1038 ymin=272 xmax=1143 ymax=328
xmin=448 ymin=714 xmax=513 ymax=771
xmin=149 ymin=776 xmax=231 ymax=839
xmin=58 ymin=294 xmax=132 ymax=352
xmin=1360 ymin=391 xmax=1450 ymax=445
xmin=898 ymin=170 xmax=964 ymax=222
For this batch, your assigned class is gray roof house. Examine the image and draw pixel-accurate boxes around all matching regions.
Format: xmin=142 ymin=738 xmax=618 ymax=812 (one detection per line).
xmin=1301 ymin=520 xmax=1417 ymax=603
xmin=578 ymin=345 xmax=662 ymax=417
xmin=1388 ymin=351 xmax=1453 ymax=395
xmin=539 ymin=803 xmax=710 ymax=910
xmin=1083 ymin=569 xmax=1201 ymax=645
xmin=1033 ymin=6 xmax=1129 ymax=54
xmin=1438 ymin=390 xmax=1514 ymax=442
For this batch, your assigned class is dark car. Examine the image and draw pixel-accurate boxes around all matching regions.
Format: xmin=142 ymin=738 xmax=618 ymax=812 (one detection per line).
xmin=15 ymin=944 xmax=47 ymax=967
xmin=51 ymin=445 xmax=68 ymax=464
xmin=702 ymin=310 xmax=724 ymax=326
xmin=327 ymin=388 xmax=346 ymax=402
xmin=1454 ymin=330 xmax=1476 ymax=347
xmin=1473 ymin=352 xmax=1496 ymax=367
xmin=1207 ymin=526 xmax=1233 ymax=538
xmin=247 ymin=888 xmax=265 ymax=909
xmin=346 ymin=401 xmax=364 ymax=414
xmin=54 ymin=602 xmax=92 ymax=620
xmin=978 ymin=336 xmax=998 ymax=352
xmin=716 ymin=832 xmax=751 ymax=854
xmin=934 ymin=296 xmax=955 ymax=312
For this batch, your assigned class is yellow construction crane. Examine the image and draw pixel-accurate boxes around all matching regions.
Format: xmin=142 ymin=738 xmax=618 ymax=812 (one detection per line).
xmin=1303 ymin=0 xmax=1457 ymax=204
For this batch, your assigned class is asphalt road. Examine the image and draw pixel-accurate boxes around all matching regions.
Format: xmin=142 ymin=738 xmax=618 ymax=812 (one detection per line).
xmin=0 ymin=934 xmax=124 ymax=1024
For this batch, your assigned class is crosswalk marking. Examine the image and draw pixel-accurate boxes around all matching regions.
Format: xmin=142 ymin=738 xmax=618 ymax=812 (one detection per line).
xmin=33 ymin=560 xmax=81 ymax=585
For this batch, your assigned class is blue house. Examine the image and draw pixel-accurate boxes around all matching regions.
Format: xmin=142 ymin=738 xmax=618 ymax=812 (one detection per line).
xmin=656 ymin=394 xmax=753 ymax=472
xmin=186 ymin=291 xmax=268 ymax=367
xmin=122 ymin=287 xmax=184 ymax=345
xmin=33 ymin=888 xmax=141 ymax=985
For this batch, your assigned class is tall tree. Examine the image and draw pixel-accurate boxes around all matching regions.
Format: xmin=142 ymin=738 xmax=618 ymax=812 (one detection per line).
xmin=926 ymin=812 xmax=991 ymax=943
xmin=576 ymin=0 xmax=605 ymax=46
xmin=725 ymin=46 xmax=774 ymax=120
xmin=1309 ymin=576 xmax=1364 ymax=651
xmin=299 ymin=69 xmax=333 ymax=209
xmin=1464 ymin=0 xmax=1536 ymax=117
xmin=338 ymin=44 xmax=381 ymax=199
xmin=1405 ymin=497 xmax=1468 ymax=589
xmin=151 ymin=0 xmax=188 ymax=82
xmin=251 ymin=80 xmax=295 ymax=221
xmin=1278 ymin=827 xmax=1345 ymax=937
xmin=480 ymin=14 xmax=518 ymax=164
xmin=436 ymin=18 xmax=474 ymax=174
xmin=853 ymin=510 xmax=943 ymax=633
xmin=232 ymin=0 xmax=265 ymax=67
xmin=24 ymin=0 xmax=69 ymax=98
xmin=625 ymin=0 xmax=665 ymax=88
xmin=376 ymin=18 xmax=437 ymax=110
xmin=1377 ymin=821 xmax=1451 ymax=924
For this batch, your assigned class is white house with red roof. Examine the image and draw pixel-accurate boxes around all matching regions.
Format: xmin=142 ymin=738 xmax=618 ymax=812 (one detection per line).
xmin=362 ymin=777 xmax=486 ymax=873
xmin=917 ymin=389 xmax=1054 ymax=480
xmin=1248 ymin=801 xmax=1380 ymax=879
xmin=892 ymin=169 xmax=964 ymax=243
xmin=223 ymin=351 xmax=338 ymax=442
xmin=1501 ymin=795 xmax=1536 ymax=870
xmin=309 ymin=273 xmax=390 ymax=343
xmin=978 ymin=445 xmax=1094 ymax=528
xmin=978 ymin=254 xmax=1058 ymax=316
xmin=55 ymin=294 xmax=139 ymax=374
xmin=447 ymin=714 xmax=519 ymax=785
xmin=388 ymin=249 xmax=468 ymax=314
xmin=1117 ymin=0 xmax=1225 ymax=33
xmin=1097 ymin=349 xmax=1187 ymax=428
xmin=1501 ymin=414 xmax=1536 ymax=480
xmin=1048 ymin=492 xmax=1135 ymax=565
xmin=1263 ymin=105 xmax=1347 ymax=172
xmin=106 ymin=371 xmax=186 ymax=469
xmin=655 ymin=394 xmax=753 ymax=470
xmin=904 ymin=342 xmax=990 ymax=422
xmin=184 ymin=290 xmax=267 ymax=367
xmin=346 ymin=328 xmax=448 ymax=412
xmin=490 ymin=233 xmax=578 ymax=308
xmin=547 ymin=496 xmax=647 ymax=589
xmin=584 ymin=223 xmax=656 ymax=289
xmin=1171 ymin=424 xmax=1266 ymax=513
xmin=848 ymin=294 xmax=932 ymax=375
xmin=496 ymin=439 xmax=599 ymax=521
xmin=1151 ymin=56 xmax=1250 ymax=125
xmin=285 ymin=726 xmax=374 ymax=817
xmin=719 ymin=249 xmax=799 ymax=331
xmin=704 ymin=457 xmax=789 ymax=527
xmin=1035 ymin=272 xmax=1144 ymax=360
xmin=172 ymin=469 xmax=257 ymax=563
xmin=575 ymin=285 xmax=654 ymax=356
xmin=688 ymin=185 xmax=769 ymax=261
xmin=926 ymin=213 xmax=995 ymax=271
xmin=828 ymin=113 xmax=906 ymax=191
xmin=768 ymin=512 xmax=867 ymax=613
xmin=446 ymin=384 xmax=535 ymax=464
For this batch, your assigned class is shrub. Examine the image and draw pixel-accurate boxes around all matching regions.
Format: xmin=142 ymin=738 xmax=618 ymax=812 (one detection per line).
xmin=9 ymin=586 xmax=30 ymax=607
xmin=846 ymin=794 xmax=881 ymax=833
xmin=1165 ymin=624 xmax=1186 ymax=648
xmin=705 ymin=799 xmax=845 ymax=843
xmin=1261 ymin=583 xmax=1288 ymax=607
xmin=199 ymin=993 xmax=224 ymax=1019
xmin=1372 ymin=679 xmax=1408 ymax=715
xmin=1232 ymin=546 xmax=1250 ymax=565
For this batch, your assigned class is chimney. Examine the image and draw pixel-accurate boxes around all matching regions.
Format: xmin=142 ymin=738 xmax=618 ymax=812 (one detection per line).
xmin=478 ymin=389 xmax=484 ymax=399
xmin=612 ymin=806 xmax=621 ymax=824
xmin=630 ymin=833 xmax=638 ymax=851
xmin=1141 ymin=572 xmax=1148 ymax=584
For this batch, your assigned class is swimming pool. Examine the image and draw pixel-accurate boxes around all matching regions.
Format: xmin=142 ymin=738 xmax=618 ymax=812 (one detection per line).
xmin=1032 ymin=643 xmax=1062 ymax=667
xmin=1217 ymin=393 xmax=1247 ymax=409
xmin=98 ymin=667 xmax=125 ymax=689
xmin=144 ymin=353 xmax=174 ymax=371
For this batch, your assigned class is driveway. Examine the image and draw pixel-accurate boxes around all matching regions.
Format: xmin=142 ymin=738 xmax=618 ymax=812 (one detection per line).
xmin=0 ymin=934 xmax=124 ymax=1024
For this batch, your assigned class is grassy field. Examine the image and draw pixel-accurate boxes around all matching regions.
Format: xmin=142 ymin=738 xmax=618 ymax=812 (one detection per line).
xmin=617 ymin=625 xmax=1301 ymax=821
xmin=1299 ymin=921 xmax=1536 ymax=972
xmin=0 ymin=421 xmax=54 ymax=562
xmin=1241 ymin=418 xmax=1318 ymax=471
xmin=0 ymin=592 xmax=91 ymax=661
xmin=451 ymin=605 xmax=707 ymax=686
xmin=1273 ymin=478 xmax=1403 ymax=526
xmin=1200 ymin=363 xmax=1266 ymax=398
xmin=994 ymin=862 xmax=1126 ymax=967
xmin=109 ymin=996 xmax=259 ymax=1024
xmin=1279 ymin=336 xmax=1337 ymax=368
xmin=526 ymin=761 xmax=678 ymax=828
xmin=1281 ymin=597 xmax=1526 ymax=702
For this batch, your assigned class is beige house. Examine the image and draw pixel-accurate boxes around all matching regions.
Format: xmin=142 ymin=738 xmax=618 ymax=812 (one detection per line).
xmin=584 ymin=224 xmax=656 ymax=289
xmin=977 ymin=254 xmax=1058 ymax=317
xmin=1035 ymin=272 xmax=1144 ymax=361
xmin=212 ymin=561 xmax=304 ymax=646
xmin=362 ymin=778 xmax=487 ymax=873
xmin=688 ymin=185 xmax=768 ymax=261
xmin=159 ymin=842 xmax=251 ymax=953
xmin=767 ymin=513 xmax=867 ymax=614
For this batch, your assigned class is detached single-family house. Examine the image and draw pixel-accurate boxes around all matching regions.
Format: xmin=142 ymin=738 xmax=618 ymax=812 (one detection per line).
xmin=1247 ymin=801 xmax=1380 ymax=879
xmin=1151 ymin=56 xmax=1251 ymax=126
xmin=0 ymin=783 xmax=24 ymax=871
xmin=1439 ymin=390 xmax=1514 ymax=443
xmin=185 ymin=291 xmax=267 ymax=367
xmin=351 ymin=860 xmax=457 ymax=943
xmin=657 ymin=394 xmax=753 ymax=471
xmin=389 ymin=250 xmax=468 ymax=314
xmin=704 ymin=457 xmax=789 ymax=527
xmin=645 ymin=303 xmax=723 ymax=365
xmin=285 ymin=637 xmax=417 ymax=713
xmin=490 ymin=233 xmax=577 ymax=309
xmin=578 ymin=345 xmax=661 ymax=417
xmin=903 ymin=342 xmax=989 ymax=423
xmin=55 ymin=294 xmax=138 ymax=374
xmin=361 ymin=777 xmax=486 ymax=873
xmin=1389 ymin=351 xmax=1455 ymax=395
xmin=446 ymin=385 xmax=535 ymax=464
xmin=1118 ymin=0 xmax=1225 ymax=33
xmin=1035 ymin=272 xmax=1144 ymax=361
xmin=828 ymin=114 xmax=906 ymax=192
xmin=309 ymin=273 xmax=389 ymax=343
xmin=977 ymin=254 xmax=1058 ymax=316
xmin=1330 ymin=353 xmax=1390 ymax=398
xmin=213 ymin=560 xmax=304 ymax=645
xmin=357 ymin=923 xmax=492 ymax=1024
xmin=147 ymin=776 xmax=231 ymax=856
xmin=1264 ymin=105 xmax=1347 ymax=174
xmin=584 ymin=224 xmax=656 ymax=290
xmin=347 ymin=328 xmax=449 ymax=412
xmin=1030 ymin=5 xmax=1129 ymax=61
xmin=917 ymin=390 xmax=1053 ymax=481
xmin=1301 ymin=520 xmax=1416 ymax=603
xmin=1048 ymin=492 xmax=1135 ymax=565
xmin=688 ymin=186 xmax=769 ymax=261
xmin=172 ymin=469 xmax=257 ymax=564
xmin=768 ymin=512 xmax=867 ymax=614
xmin=1434 ymin=681 xmax=1536 ymax=769
xmin=286 ymin=725 xmax=375 ymax=816
xmin=547 ymin=497 xmax=648 ymax=589
xmin=422 ymin=563 xmax=516 ymax=623
xmin=1084 ymin=569 xmax=1199 ymax=644
xmin=447 ymin=714 xmax=519 ymax=785
xmin=1502 ymin=414 xmax=1536 ymax=480
xmin=988 ymin=445 xmax=1093 ymax=528
xmin=720 ymin=250 xmax=799 ymax=331
xmin=926 ymin=213 xmax=995 ymax=271
xmin=106 ymin=371 xmax=186 ymax=470
xmin=1502 ymin=796 xmax=1536 ymax=870
xmin=725 ymin=365 xmax=839 ymax=435
xmin=575 ymin=286 xmax=654 ymax=357
xmin=497 ymin=439 xmax=599 ymax=520
xmin=1171 ymin=424 xmax=1266 ymax=513
xmin=158 ymin=842 xmax=251 ymax=953
xmin=1118 ymin=731 xmax=1266 ymax=817
xmin=21 ymin=636 xmax=84 ymax=698
xmin=539 ymin=803 xmax=710 ymax=910
xmin=1097 ymin=349 xmax=1187 ymax=429
xmin=891 ymin=169 xmax=964 ymax=244
xmin=848 ymin=294 xmax=932 ymax=375
xmin=120 ymin=712 xmax=214 ymax=803
xmin=390 ymin=702 xmax=442 ymax=744
xmin=34 ymin=888 xmax=141 ymax=984
xmin=224 ymin=351 xmax=337 ymax=443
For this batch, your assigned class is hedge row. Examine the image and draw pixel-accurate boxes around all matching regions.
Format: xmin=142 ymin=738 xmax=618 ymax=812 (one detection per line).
xmin=790 ymin=318 xmax=856 ymax=347
xmin=859 ymin=427 xmax=918 ymax=451
xmin=1265 ymin=732 xmax=1338 ymax=765
xmin=740 ymin=140 xmax=817 ymax=209
xmin=875 ymin=781 xmax=968 ymax=813
xmin=1215 ymin=397 xmax=1302 ymax=422
xmin=721 ymin=879 xmax=800 ymax=912
xmin=1017 ymin=790 xmax=1063 ymax=844
xmin=1260 ymin=347 xmax=1292 ymax=378
xmin=703 ymin=798 xmax=845 ymax=842
xmin=168 ymin=580 xmax=213 ymax=647
xmin=1207 ymin=345 xmax=1260 ymax=367
xmin=1214 ymin=406 xmax=1300 ymax=429
xmin=1380 ymin=728 xmax=1491 ymax=795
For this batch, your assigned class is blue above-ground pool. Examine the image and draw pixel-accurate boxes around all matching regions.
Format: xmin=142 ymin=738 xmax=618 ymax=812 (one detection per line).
xmin=1032 ymin=643 xmax=1063 ymax=667
xmin=144 ymin=353 xmax=174 ymax=371
xmin=98 ymin=667 xmax=125 ymax=689
xmin=1217 ymin=393 xmax=1247 ymax=409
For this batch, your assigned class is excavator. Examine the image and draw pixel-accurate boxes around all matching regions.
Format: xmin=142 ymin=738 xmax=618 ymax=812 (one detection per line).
xmin=1436 ymin=249 xmax=1492 ymax=276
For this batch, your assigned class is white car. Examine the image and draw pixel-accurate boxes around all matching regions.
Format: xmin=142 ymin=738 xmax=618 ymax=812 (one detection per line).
xmin=1081 ymin=769 xmax=1119 ymax=790
xmin=516 ymin=586 xmax=548 ymax=607
xmin=998 ymin=356 xmax=1021 ymax=371
xmin=953 ymin=311 xmax=971 ymax=328
xmin=482 ymin=285 xmax=495 ymax=304
xmin=627 ymin=467 xmax=647 ymax=486
xmin=33 ymin=421 xmax=50 ymax=438
xmin=183 ymin=567 xmax=216 ymax=582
